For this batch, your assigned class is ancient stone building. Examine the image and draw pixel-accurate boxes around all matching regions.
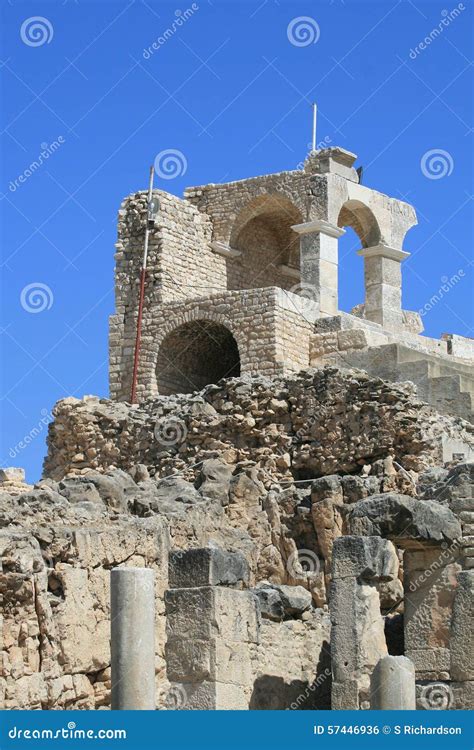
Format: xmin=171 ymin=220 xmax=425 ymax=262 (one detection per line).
xmin=110 ymin=147 xmax=473 ymax=421
xmin=2 ymin=147 xmax=473 ymax=712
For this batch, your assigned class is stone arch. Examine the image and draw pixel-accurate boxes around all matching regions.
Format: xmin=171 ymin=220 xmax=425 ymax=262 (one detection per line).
xmin=337 ymin=199 xmax=381 ymax=249
xmin=156 ymin=318 xmax=241 ymax=395
xmin=227 ymin=194 xmax=304 ymax=292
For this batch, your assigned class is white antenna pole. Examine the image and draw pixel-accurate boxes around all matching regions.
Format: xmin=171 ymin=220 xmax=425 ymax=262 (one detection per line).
xmin=312 ymin=103 xmax=317 ymax=152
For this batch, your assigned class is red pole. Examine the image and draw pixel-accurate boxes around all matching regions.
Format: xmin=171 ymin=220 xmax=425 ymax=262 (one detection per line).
xmin=130 ymin=166 xmax=155 ymax=404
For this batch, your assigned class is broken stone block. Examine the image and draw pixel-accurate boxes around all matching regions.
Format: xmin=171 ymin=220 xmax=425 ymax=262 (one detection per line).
xmin=346 ymin=493 xmax=462 ymax=546
xmin=331 ymin=536 xmax=398 ymax=582
xmin=168 ymin=547 xmax=249 ymax=589
xmin=253 ymin=582 xmax=312 ymax=620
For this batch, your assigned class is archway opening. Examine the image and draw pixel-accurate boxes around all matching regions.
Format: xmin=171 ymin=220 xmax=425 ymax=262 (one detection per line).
xmin=156 ymin=320 xmax=241 ymax=395
xmin=337 ymin=200 xmax=381 ymax=315
xmin=228 ymin=194 xmax=303 ymax=292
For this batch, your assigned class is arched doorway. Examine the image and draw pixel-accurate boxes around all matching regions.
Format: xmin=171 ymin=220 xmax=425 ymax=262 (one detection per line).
xmin=228 ymin=194 xmax=303 ymax=291
xmin=156 ymin=320 xmax=241 ymax=395
xmin=337 ymin=200 xmax=381 ymax=314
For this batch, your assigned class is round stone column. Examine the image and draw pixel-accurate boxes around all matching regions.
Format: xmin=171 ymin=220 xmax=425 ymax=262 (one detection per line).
xmin=370 ymin=655 xmax=416 ymax=709
xmin=111 ymin=567 xmax=156 ymax=710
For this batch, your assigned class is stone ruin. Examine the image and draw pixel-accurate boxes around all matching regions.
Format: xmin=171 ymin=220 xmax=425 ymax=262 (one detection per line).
xmin=1 ymin=148 xmax=473 ymax=711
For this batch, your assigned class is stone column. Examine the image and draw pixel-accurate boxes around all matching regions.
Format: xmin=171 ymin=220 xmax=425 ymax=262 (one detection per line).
xmin=165 ymin=548 xmax=258 ymax=709
xmin=357 ymin=244 xmax=409 ymax=331
xmin=291 ymin=220 xmax=345 ymax=316
xmin=110 ymin=567 xmax=155 ymax=710
xmin=370 ymin=655 xmax=416 ymax=709
xmin=330 ymin=536 xmax=399 ymax=710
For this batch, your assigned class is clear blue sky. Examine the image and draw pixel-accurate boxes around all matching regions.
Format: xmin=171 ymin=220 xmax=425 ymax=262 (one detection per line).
xmin=1 ymin=0 xmax=473 ymax=482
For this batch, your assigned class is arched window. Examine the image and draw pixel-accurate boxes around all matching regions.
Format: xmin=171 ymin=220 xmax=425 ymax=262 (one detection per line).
xmin=337 ymin=200 xmax=381 ymax=314
xmin=228 ymin=194 xmax=303 ymax=292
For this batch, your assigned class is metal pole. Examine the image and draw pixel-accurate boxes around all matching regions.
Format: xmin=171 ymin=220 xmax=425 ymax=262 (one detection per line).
xmin=130 ymin=165 xmax=155 ymax=404
xmin=312 ymin=103 xmax=317 ymax=152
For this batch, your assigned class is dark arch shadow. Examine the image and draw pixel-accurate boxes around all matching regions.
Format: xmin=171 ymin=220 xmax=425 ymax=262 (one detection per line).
xmin=156 ymin=319 xmax=241 ymax=395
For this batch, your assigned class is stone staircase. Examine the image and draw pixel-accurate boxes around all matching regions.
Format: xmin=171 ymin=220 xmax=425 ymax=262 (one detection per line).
xmin=328 ymin=343 xmax=474 ymax=423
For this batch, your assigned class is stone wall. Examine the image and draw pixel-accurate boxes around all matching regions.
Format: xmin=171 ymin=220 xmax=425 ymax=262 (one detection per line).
xmin=46 ymin=368 xmax=473 ymax=484
xmin=2 ymin=366 xmax=474 ymax=710
xmin=110 ymin=287 xmax=318 ymax=402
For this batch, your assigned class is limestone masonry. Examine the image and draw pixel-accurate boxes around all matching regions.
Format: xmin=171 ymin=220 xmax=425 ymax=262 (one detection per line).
xmin=1 ymin=148 xmax=473 ymax=711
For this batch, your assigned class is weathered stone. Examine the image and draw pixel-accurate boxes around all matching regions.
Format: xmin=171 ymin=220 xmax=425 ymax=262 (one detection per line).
xmin=168 ymin=548 xmax=249 ymax=589
xmin=346 ymin=494 xmax=462 ymax=546
xmin=370 ymin=655 xmax=416 ymax=710
xmin=110 ymin=567 xmax=155 ymax=710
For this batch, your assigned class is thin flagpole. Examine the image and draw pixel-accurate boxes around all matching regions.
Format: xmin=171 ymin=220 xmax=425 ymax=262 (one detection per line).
xmin=130 ymin=165 xmax=155 ymax=404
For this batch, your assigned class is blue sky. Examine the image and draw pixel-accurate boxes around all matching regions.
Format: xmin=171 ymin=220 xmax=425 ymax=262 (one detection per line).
xmin=1 ymin=0 xmax=473 ymax=482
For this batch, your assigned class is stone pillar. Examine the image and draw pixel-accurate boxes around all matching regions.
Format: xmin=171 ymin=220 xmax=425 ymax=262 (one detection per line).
xmin=330 ymin=536 xmax=399 ymax=710
xmin=165 ymin=548 xmax=258 ymax=709
xmin=357 ymin=244 xmax=409 ymax=331
xmin=403 ymin=546 xmax=461 ymax=681
xmin=291 ymin=220 xmax=345 ymax=316
xmin=110 ymin=567 xmax=155 ymax=710
xmin=370 ymin=655 xmax=416 ymax=709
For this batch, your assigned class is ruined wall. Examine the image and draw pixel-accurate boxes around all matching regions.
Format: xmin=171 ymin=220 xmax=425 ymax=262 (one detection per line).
xmin=2 ymin=367 xmax=474 ymax=710
xmin=54 ymin=368 xmax=474 ymax=484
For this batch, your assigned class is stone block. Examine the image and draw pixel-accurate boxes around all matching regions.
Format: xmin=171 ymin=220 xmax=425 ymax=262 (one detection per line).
xmin=214 ymin=588 xmax=260 ymax=643
xmin=168 ymin=547 xmax=249 ymax=589
xmin=169 ymin=680 xmax=248 ymax=710
xmin=331 ymin=680 xmax=359 ymax=710
xmin=450 ymin=571 xmax=474 ymax=681
xmin=331 ymin=536 xmax=398 ymax=582
xmin=165 ymin=588 xmax=214 ymax=640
